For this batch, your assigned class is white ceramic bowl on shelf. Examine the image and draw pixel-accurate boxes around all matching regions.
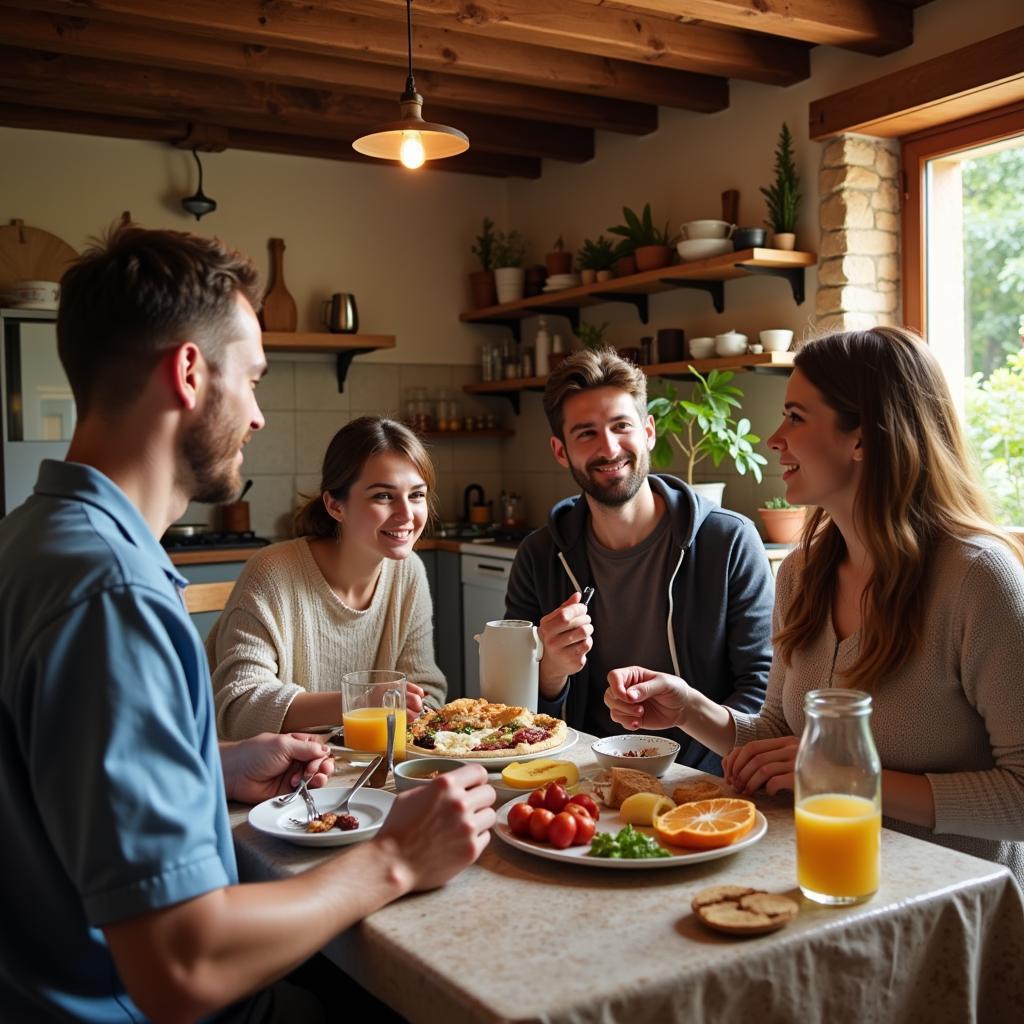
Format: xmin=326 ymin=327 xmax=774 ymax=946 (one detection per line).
xmin=759 ymin=329 xmax=794 ymax=352
xmin=676 ymin=238 xmax=733 ymax=262
xmin=680 ymin=219 xmax=734 ymax=240
xmin=689 ymin=336 xmax=716 ymax=359
xmin=714 ymin=331 xmax=748 ymax=357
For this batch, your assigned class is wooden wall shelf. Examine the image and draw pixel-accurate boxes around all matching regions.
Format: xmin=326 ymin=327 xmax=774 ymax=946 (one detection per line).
xmin=464 ymin=352 xmax=795 ymax=412
xmin=261 ymin=332 xmax=395 ymax=391
xmin=417 ymin=430 xmax=514 ymax=439
xmin=459 ymin=249 xmax=816 ymax=340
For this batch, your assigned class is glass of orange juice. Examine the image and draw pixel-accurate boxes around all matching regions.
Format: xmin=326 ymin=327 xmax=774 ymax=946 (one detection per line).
xmin=340 ymin=671 xmax=407 ymax=762
xmin=794 ymin=689 xmax=881 ymax=905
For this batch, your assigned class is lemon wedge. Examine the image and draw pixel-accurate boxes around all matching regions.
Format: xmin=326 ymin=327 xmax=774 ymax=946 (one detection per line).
xmin=500 ymin=759 xmax=580 ymax=789
xmin=619 ymin=792 xmax=676 ymax=826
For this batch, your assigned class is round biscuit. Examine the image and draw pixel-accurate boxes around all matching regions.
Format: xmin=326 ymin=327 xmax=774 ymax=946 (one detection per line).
xmin=690 ymin=884 xmax=756 ymax=911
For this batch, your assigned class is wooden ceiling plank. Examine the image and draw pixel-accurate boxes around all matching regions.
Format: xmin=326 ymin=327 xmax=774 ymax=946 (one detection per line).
xmin=315 ymin=0 xmax=810 ymax=84
xmin=9 ymin=0 xmax=728 ymax=110
xmin=0 ymin=7 xmax=658 ymax=134
xmin=0 ymin=45 xmax=592 ymax=162
xmin=0 ymin=99 xmax=540 ymax=178
xmin=809 ymin=24 xmax=1024 ymax=139
xmin=581 ymin=1 xmax=913 ymax=56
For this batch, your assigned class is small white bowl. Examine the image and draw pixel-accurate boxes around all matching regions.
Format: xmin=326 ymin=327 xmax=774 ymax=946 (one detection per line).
xmin=676 ymin=238 xmax=733 ymax=262
xmin=11 ymin=279 xmax=60 ymax=310
xmin=393 ymin=757 xmax=465 ymax=792
xmin=715 ymin=331 xmax=748 ymax=357
xmin=591 ymin=735 xmax=680 ymax=777
xmin=680 ymin=220 xmax=734 ymax=240
xmin=689 ymin=336 xmax=716 ymax=359
xmin=759 ymin=329 xmax=794 ymax=352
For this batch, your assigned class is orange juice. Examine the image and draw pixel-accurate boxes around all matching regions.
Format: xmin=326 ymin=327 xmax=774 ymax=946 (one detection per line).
xmin=342 ymin=707 xmax=407 ymax=759
xmin=795 ymin=793 xmax=880 ymax=903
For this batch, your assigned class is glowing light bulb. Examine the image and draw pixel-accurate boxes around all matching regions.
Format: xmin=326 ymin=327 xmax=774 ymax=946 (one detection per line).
xmin=399 ymin=131 xmax=425 ymax=169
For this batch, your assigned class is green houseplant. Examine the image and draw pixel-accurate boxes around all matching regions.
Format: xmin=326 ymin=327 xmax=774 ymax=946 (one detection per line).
xmin=469 ymin=217 xmax=497 ymax=309
xmin=492 ymin=229 xmax=528 ymax=303
xmin=760 ymin=123 xmax=802 ymax=249
xmin=608 ymin=203 xmax=673 ymax=272
xmin=757 ymin=495 xmax=807 ymax=543
xmin=576 ymin=235 xmax=617 ymax=284
xmin=576 ymin=321 xmax=610 ymax=350
xmin=648 ymin=369 xmax=767 ymax=504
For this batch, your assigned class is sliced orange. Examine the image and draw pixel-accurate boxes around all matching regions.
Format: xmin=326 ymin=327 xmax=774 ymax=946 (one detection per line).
xmin=653 ymin=798 xmax=756 ymax=850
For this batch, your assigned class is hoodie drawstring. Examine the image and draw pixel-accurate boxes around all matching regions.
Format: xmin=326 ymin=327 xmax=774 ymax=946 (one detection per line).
xmin=665 ymin=547 xmax=685 ymax=676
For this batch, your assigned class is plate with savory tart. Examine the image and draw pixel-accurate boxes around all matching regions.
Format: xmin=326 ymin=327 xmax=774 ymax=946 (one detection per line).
xmin=248 ymin=787 xmax=394 ymax=848
xmin=405 ymin=698 xmax=578 ymax=769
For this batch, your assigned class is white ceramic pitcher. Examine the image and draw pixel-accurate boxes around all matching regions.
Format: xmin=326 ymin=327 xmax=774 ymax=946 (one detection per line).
xmin=474 ymin=619 xmax=544 ymax=712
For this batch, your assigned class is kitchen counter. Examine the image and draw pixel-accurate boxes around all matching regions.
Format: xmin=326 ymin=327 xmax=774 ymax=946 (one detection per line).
xmin=169 ymin=547 xmax=266 ymax=566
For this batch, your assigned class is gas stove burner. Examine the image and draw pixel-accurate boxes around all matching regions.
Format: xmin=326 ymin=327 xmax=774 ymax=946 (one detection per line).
xmin=160 ymin=529 xmax=271 ymax=551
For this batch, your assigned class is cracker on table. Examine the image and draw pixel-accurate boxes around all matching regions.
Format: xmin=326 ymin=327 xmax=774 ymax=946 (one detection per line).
xmin=691 ymin=884 xmax=799 ymax=937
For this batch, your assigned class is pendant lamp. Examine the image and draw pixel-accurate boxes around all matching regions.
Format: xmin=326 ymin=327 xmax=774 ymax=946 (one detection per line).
xmin=352 ymin=0 xmax=469 ymax=169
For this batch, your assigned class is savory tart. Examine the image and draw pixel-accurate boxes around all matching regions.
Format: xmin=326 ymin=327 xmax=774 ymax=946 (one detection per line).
xmin=407 ymin=698 xmax=568 ymax=758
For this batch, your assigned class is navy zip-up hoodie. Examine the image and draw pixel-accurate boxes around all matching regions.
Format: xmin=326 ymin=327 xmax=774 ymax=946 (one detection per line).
xmin=505 ymin=474 xmax=773 ymax=773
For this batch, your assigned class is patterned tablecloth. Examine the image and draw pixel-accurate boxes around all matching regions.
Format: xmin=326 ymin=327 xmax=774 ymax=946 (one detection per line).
xmin=229 ymin=734 xmax=1024 ymax=1024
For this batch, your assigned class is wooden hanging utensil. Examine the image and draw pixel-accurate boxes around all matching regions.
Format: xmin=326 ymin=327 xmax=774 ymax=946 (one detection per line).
xmin=0 ymin=219 xmax=78 ymax=291
xmin=260 ymin=237 xmax=297 ymax=332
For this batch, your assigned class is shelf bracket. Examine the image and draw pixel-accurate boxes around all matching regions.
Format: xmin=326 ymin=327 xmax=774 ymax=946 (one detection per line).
xmin=469 ymin=317 xmax=522 ymax=344
xmin=659 ymin=278 xmax=725 ymax=314
xmin=737 ymin=264 xmax=806 ymax=305
xmin=335 ymin=349 xmax=374 ymax=392
xmin=525 ymin=304 xmax=579 ymax=332
xmin=590 ymin=291 xmax=650 ymax=323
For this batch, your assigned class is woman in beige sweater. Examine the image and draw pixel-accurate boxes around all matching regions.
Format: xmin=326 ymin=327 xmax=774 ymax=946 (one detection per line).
xmin=604 ymin=327 xmax=1024 ymax=881
xmin=209 ymin=417 xmax=446 ymax=740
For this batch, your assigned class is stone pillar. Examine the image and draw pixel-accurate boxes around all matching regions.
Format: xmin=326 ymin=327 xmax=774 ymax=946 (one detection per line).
xmin=816 ymin=135 xmax=901 ymax=332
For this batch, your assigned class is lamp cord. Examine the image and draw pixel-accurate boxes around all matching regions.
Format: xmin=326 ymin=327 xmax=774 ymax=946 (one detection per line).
xmin=191 ymin=147 xmax=204 ymax=190
xmin=404 ymin=0 xmax=416 ymax=95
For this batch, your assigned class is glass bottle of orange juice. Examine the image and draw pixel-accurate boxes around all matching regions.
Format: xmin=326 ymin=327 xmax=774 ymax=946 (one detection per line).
xmin=794 ymin=689 xmax=881 ymax=905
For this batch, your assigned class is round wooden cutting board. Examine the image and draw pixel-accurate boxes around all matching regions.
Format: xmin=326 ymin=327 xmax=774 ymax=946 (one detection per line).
xmin=0 ymin=220 xmax=79 ymax=290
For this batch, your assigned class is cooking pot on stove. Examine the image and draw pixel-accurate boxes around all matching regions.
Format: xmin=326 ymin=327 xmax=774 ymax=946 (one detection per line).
xmin=164 ymin=524 xmax=207 ymax=539
xmin=463 ymin=484 xmax=493 ymax=526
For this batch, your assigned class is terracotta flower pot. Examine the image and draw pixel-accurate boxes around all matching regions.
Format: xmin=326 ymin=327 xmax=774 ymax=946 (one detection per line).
xmin=758 ymin=506 xmax=806 ymax=544
xmin=596 ymin=269 xmax=614 ymax=282
xmin=580 ymin=268 xmax=597 ymax=285
xmin=634 ymin=245 xmax=673 ymax=272
xmin=546 ymin=250 xmax=574 ymax=276
xmin=612 ymin=254 xmax=637 ymax=278
xmin=772 ymin=232 xmax=796 ymax=251
xmin=469 ymin=269 xmax=496 ymax=309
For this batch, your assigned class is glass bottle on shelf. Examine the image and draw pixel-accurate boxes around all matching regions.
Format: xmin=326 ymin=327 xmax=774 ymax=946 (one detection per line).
xmin=535 ymin=317 xmax=551 ymax=376
xmin=794 ymin=689 xmax=882 ymax=906
xmin=480 ymin=341 xmax=495 ymax=382
xmin=435 ymin=388 xmax=453 ymax=432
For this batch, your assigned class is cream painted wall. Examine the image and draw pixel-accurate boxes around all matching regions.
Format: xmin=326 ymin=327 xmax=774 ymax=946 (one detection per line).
xmin=0 ymin=130 xmax=508 ymax=365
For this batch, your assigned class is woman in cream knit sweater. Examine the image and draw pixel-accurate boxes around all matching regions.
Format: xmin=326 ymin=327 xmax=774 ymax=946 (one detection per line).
xmin=209 ymin=417 xmax=446 ymax=740
xmin=603 ymin=328 xmax=1024 ymax=882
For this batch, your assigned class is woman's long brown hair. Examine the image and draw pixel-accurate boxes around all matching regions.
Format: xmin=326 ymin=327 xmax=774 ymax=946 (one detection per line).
xmin=775 ymin=327 xmax=1024 ymax=689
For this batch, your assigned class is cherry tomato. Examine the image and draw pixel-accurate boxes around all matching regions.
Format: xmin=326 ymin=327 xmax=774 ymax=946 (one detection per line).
xmin=507 ymin=802 xmax=535 ymax=838
xmin=566 ymin=793 xmax=600 ymax=821
xmin=548 ymin=811 xmax=578 ymax=849
xmin=544 ymin=782 xmax=570 ymax=814
xmin=529 ymin=807 xmax=555 ymax=843
xmin=563 ymin=804 xmax=596 ymax=845
xmin=527 ymin=786 xmax=548 ymax=809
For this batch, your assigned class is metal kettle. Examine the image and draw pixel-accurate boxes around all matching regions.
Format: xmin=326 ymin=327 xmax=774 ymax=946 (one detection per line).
xmin=322 ymin=292 xmax=359 ymax=334
xmin=463 ymin=483 xmax=492 ymax=526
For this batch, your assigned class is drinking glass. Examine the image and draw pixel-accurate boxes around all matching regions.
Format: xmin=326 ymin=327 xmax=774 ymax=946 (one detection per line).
xmin=340 ymin=671 xmax=407 ymax=762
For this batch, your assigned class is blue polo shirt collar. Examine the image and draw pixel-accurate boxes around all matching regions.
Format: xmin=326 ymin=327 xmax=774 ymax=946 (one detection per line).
xmin=34 ymin=459 xmax=188 ymax=588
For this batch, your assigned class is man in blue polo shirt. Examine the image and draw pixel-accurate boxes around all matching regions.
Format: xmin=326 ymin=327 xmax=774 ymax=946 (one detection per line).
xmin=0 ymin=225 xmax=496 ymax=1022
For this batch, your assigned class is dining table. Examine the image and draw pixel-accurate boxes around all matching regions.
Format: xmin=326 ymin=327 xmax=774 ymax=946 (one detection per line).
xmin=229 ymin=732 xmax=1024 ymax=1023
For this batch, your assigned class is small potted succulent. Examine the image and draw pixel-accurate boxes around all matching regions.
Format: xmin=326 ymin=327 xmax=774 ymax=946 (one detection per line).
xmin=469 ymin=217 xmax=497 ymax=309
xmin=647 ymin=369 xmax=767 ymax=506
xmin=492 ymin=229 xmax=528 ymax=304
xmin=609 ymin=203 xmax=673 ymax=272
xmin=576 ymin=320 xmax=610 ymax=350
xmin=760 ymin=123 xmax=802 ymax=250
xmin=758 ymin=495 xmax=807 ymax=543
xmin=545 ymin=235 xmax=574 ymax=276
xmin=576 ymin=235 xmax=617 ymax=285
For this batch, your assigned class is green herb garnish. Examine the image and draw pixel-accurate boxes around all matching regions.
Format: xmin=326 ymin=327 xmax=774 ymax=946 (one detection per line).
xmin=587 ymin=824 xmax=670 ymax=859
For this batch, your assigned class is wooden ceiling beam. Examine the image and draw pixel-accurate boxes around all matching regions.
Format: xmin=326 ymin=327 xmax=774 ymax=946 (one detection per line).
xmin=587 ymin=1 xmax=913 ymax=56
xmin=0 ymin=7 xmax=658 ymax=134
xmin=318 ymin=0 xmax=809 ymax=85
xmin=0 ymin=46 xmax=594 ymax=162
xmin=9 ymin=0 xmax=728 ymax=111
xmin=0 ymin=100 xmax=541 ymax=178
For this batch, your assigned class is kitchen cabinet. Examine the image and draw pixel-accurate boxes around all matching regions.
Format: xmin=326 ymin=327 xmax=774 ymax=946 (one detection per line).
xmin=419 ymin=548 xmax=464 ymax=700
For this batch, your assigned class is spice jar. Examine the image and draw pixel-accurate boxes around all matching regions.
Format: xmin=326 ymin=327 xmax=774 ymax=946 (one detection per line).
xmin=794 ymin=689 xmax=881 ymax=905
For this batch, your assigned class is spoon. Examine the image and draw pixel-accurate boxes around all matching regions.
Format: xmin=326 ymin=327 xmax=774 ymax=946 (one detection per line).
xmin=237 ymin=479 xmax=253 ymax=502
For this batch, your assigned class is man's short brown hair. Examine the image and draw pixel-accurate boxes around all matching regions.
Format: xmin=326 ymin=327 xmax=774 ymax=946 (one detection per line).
xmin=57 ymin=222 xmax=262 ymax=415
xmin=542 ymin=346 xmax=648 ymax=439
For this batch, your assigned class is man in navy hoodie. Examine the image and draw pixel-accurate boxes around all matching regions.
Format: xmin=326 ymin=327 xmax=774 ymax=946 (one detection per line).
xmin=505 ymin=348 xmax=773 ymax=773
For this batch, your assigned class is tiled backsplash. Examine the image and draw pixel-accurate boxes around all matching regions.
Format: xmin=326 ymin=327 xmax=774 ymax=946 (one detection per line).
xmin=183 ymin=356 xmax=793 ymax=540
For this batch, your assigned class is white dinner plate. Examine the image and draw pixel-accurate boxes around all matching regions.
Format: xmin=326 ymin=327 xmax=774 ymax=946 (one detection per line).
xmin=248 ymin=787 xmax=394 ymax=848
xmin=405 ymin=728 xmax=579 ymax=770
xmin=493 ymin=795 xmax=767 ymax=869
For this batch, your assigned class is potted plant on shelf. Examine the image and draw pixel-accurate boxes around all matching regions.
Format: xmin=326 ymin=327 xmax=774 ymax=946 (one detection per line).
xmin=757 ymin=496 xmax=807 ymax=543
xmin=647 ymin=368 xmax=767 ymax=506
xmin=760 ymin=123 xmax=802 ymax=250
xmin=469 ymin=217 xmax=497 ymax=309
xmin=492 ymin=229 xmax=528 ymax=304
xmin=546 ymin=235 xmax=574 ymax=276
xmin=576 ymin=320 xmax=610 ymax=350
xmin=576 ymin=235 xmax=617 ymax=285
xmin=611 ymin=238 xmax=637 ymax=278
xmin=608 ymin=203 xmax=673 ymax=272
